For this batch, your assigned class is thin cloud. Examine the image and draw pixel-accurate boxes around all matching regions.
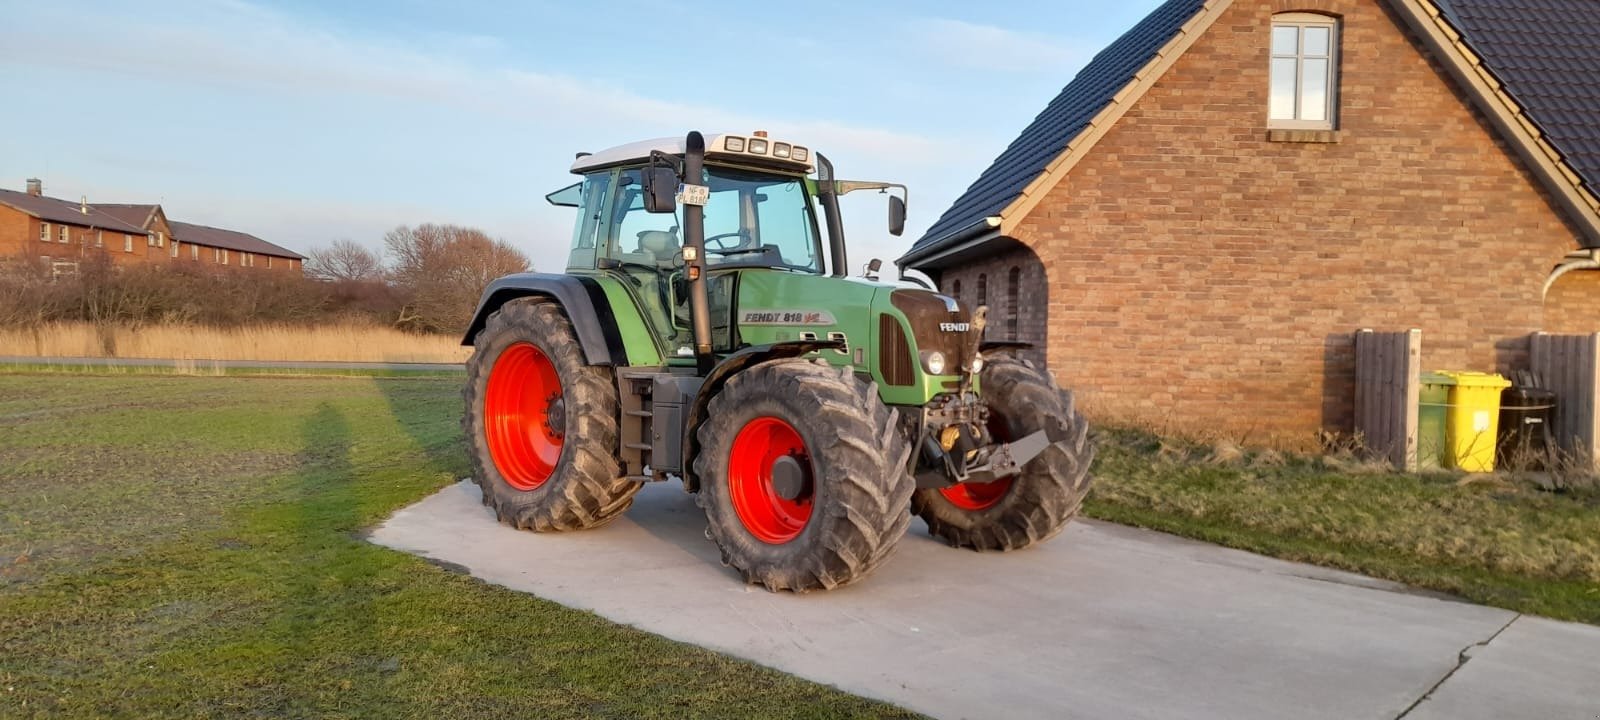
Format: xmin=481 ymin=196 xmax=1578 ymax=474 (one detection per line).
xmin=906 ymin=18 xmax=1084 ymax=73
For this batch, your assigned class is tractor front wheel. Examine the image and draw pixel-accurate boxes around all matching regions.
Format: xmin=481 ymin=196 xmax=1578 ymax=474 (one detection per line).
xmin=463 ymin=297 xmax=640 ymax=531
xmin=694 ymin=359 xmax=913 ymax=592
xmin=913 ymin=357 xmax=1093 ymax=551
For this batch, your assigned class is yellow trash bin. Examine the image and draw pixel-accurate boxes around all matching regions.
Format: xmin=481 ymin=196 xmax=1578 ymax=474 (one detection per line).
xmin=1437 ymin=371 xmax=1512 ymax=472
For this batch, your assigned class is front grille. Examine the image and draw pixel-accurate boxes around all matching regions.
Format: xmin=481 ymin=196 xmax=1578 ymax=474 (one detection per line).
xmin=889 ymin=289 xmax=973 ymax=371
xmin=879 ymin=313 xmax=915 ymax=386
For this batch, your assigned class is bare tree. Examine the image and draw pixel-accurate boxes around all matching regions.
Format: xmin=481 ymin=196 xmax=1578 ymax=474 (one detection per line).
xmin=384 ymin=224 xmax=531 ymax=333
xmin=305 ymin=239 xmax=384 ymax=282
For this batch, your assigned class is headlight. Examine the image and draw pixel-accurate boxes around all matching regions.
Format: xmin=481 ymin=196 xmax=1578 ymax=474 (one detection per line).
xmin=748 ymin=138 xmax=769 ymax=155
xmin=922 ymin=351 xmax=947 ymax=375
xmin=724 ymin=136 xmax=746 ymax=152
xmin=970 ymin=355 xmax=985 ymax=374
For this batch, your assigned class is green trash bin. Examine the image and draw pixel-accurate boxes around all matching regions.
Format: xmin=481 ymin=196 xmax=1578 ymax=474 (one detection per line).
xmin=1417 ymin=372 xmax=1454 ymax=469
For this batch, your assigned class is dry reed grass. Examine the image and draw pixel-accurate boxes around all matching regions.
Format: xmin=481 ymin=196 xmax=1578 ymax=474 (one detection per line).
xmin=0 ymin=322 xmax=469 ymax=364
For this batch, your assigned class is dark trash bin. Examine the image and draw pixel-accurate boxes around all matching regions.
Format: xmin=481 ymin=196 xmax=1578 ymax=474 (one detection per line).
xmin=1497 ymin=386 xmax=1558 ymax=471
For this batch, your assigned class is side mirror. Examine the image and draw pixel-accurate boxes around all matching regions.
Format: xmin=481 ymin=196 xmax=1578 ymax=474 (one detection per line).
xmin=865 ymin=258 xmax=883 ymax=279
xmin=643 ymin=166 xmax=680 ymax=214
xmin=888 ymin=195 xmax=907 ymax=237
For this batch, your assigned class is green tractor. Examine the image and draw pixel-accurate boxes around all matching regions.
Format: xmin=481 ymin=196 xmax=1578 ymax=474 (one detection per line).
xmin=462 ymin=131 xmax=1092 ymax=591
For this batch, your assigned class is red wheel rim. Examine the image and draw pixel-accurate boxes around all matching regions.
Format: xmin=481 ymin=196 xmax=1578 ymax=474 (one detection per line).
xmin=728 ymin=417 xmax=813 ymax=544
xmin=940 ymin=414 xmax=1015 ymax=511
xmin=484 ymin=342 xmax=564 ymax=491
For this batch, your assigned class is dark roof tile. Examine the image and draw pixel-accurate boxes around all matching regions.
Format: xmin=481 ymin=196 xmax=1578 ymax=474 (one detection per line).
xmin=169 ymin=220 xmax=305 ymax=260
xmin=1429 ymin=0 xmax=1600 ymax=197
xmin=93 ymin=203 xmax=159 ymax=231
xmin=0 ymin=188 xmax=148 ymax=234
xmin=907 ymin=0 xmax=1208 ymax=259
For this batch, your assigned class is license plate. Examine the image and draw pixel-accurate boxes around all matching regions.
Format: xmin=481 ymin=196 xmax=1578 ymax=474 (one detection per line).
xmin=676 ymin=183 xmax=710 ymax=206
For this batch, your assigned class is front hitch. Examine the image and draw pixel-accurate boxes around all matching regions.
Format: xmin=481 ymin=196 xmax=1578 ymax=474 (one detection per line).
xmin=914 ymin=423 xmax=1066 ymax=489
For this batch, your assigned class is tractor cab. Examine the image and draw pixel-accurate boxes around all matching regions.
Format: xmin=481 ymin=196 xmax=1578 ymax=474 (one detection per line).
xmin=549 ymin=132 xmax=901 ymax=361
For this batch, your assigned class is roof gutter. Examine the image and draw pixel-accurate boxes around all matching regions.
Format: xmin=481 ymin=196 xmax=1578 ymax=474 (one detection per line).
xmin=1389 ymin=0 xmax=1600 ymax=248
xmin=897 ymin=216 xmax=1001 ymax=269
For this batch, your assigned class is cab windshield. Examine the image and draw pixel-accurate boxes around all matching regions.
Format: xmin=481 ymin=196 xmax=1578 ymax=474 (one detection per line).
xmin=608 ymin=165 xmax=823 ymax=274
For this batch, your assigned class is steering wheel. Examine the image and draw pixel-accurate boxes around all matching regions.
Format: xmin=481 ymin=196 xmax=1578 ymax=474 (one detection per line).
xmin=704 ymin=230 xmax=753 ymax=253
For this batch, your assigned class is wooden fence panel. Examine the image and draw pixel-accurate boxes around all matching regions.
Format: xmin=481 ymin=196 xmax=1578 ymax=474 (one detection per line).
xmin=1353 ymin=329 xmax=1421 ymax=471
xmin=1530 ymin=333 xmax=1600 ymax=465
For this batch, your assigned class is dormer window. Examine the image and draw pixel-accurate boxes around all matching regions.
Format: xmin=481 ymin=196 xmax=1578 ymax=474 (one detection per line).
xmin=1269 ymin=13 xmax=1340 ymax=130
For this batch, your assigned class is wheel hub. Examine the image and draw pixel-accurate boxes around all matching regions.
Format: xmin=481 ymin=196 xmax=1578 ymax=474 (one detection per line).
xmin=770 ymin=454 xmax=810 ymax=501
xmin=545 ymin=395 xmax=566 ymax=438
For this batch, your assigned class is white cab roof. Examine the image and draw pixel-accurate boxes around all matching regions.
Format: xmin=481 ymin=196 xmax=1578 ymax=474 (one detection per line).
xmin=570 ymin=133 xmax=814 ymax=174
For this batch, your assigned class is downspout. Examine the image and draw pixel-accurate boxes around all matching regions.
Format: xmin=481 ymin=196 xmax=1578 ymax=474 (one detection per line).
xmin=1543 ymin=249 xmax=1600 ymax=299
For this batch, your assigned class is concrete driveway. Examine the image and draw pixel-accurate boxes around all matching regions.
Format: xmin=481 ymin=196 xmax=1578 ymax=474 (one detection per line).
xmin=371 ymin=481 xmax=1600 ymax=720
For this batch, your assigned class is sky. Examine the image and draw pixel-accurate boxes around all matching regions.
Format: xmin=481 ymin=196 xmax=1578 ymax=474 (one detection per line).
xmin=0 ymin=0 xmax=1166 ymax=274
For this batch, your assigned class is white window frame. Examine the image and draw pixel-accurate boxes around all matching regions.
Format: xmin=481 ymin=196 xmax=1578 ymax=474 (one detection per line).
xmin=170 ymin=239 xmax=179 ymax=258
xmin=191 ymin=244 xmax=199 ymax=260
xmin=124 ymin=234 xmax=133 ymax=253
xmin=95 ymin=230 xmax=104 ymax=248
xmin=157 ymin=231 xmax=165 ymax=248
xmin=1269 ymin=12 xmax=1340 ymax=130
xmin=40 ymin=223 xmax=50 ymax=242
xmin=267 ymin=256 xmax=274 ymax=269
xmin=58 ymin=226 xmax=69 ymax=244
xmin=221 ymin=249 xmax=229 ymax=265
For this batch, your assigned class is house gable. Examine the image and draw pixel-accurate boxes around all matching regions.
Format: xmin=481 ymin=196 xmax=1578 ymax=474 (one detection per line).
xmin=902 ymin=0 xmax=1226 ymax=267
xmin=1005 ymin=0 xmax=1588 ymax=441
xmin=1389 ymin=0 xmax=1600 ymax=246
xmin=908 ymin=0 xmax=1600 ymax=272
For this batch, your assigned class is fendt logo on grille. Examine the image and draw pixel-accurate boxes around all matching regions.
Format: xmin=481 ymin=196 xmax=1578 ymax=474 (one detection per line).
xmin=939 ymin=322 xmax=971 ymax=333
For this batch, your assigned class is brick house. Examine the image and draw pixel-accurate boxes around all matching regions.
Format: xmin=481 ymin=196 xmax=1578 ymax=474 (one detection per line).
xmin=0 ymin=180 xmax=305 ymax=274
xmin=900 ymin=0 xmax=1600 ymax=446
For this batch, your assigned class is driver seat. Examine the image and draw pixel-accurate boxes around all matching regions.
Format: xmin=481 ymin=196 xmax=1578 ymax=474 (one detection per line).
xmin=636 ymin=229 xmax=680 ymax=265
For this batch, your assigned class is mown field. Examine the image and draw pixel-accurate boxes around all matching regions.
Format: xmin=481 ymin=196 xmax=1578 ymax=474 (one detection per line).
xmin=5 ymin=371 xmax=1597 ymax=719
xmin=0 ymin=373 xmax=916 ymax=719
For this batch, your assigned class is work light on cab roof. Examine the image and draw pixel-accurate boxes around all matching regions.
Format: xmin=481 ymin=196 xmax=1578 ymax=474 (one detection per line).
xmin=570 ymin=131 xmax=812 ymax=174
xmin=463 ymin=129 xmax=1095 ymax=594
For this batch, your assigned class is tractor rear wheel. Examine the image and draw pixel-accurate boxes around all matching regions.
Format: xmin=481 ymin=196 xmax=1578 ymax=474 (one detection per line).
xmin=913 ymin=357 xmax=1093 ymax=551
xmin=694 ymin=359 xmax=914 ymax=592
xmin=463 ymin=297 xmax=640 ymax=531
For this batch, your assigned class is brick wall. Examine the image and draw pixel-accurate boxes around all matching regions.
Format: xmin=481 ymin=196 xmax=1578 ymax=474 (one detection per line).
xmin=1545 ymin=271 xmax=1600 ymax=335
xmin=935 ymin=243 xmax=1049 ymax=368
xmin=0 ymin=206 xmax=33 ymax=258
xmin=1006 ymin=0 xmax=1587 ymax=446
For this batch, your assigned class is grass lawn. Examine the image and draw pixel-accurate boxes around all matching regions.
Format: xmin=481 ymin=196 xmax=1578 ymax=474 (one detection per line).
xmin=0 ymin=373 xmax=917 ymax=719
xmin=1086 ymin=429 xmax=1600 ymax=624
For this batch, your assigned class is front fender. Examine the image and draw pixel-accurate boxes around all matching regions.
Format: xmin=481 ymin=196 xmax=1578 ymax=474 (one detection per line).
xmin=680 ymin=340 xmax=845 ymax=491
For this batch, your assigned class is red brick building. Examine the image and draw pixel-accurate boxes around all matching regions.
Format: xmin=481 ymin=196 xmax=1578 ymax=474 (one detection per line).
xmin=0 ymin=180 xmax=305 ymax=274
xmin=901 ymin=0 xmax=1600 ymax=446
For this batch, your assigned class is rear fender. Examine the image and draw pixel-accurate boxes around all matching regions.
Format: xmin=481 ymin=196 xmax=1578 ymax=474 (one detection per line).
xmin=461 ymin=273 xmax=625 ymax=366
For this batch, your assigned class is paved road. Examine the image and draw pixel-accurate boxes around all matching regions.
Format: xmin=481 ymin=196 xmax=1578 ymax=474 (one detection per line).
xmin=371 ymin=481 xmax=1600 ymax=720
xmin=0 ymin=355 xmax=462 ymax=372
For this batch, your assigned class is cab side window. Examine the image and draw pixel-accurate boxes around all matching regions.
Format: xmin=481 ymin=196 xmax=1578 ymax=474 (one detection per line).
xmin=611 ymin=170 xmax=682 ymax=264
xmin=565 ymin=173 xmax=611 ymax=270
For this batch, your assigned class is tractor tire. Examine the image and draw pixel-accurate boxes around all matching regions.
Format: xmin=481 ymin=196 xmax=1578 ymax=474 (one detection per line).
xmin=463 ymin=297 xmax=640 ymax=531
xmin=694 ymin=359 xmax=914 ymax=592
xmin=912 ymin=357 xmax=1093 ymax=551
